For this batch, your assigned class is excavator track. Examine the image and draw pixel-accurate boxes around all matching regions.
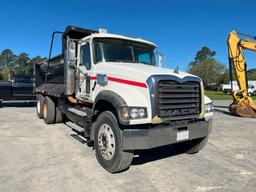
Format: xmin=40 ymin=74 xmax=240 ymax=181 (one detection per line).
xmin=229 ymin=99 xmax=256 ymax=118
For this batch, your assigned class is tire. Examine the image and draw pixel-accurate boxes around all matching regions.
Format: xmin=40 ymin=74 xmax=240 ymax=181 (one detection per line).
xmin=55 ymin=104 xmax=64 ymax=123
xmin=176 ymin=136 xmax=209 ymax=154
xmin=43 ymin=96 xmax=56 ymax=124
xmin=94 ymin=111 xmax=134 ymax=173
xmin=36 ymin=94 xmax=44 ymax=119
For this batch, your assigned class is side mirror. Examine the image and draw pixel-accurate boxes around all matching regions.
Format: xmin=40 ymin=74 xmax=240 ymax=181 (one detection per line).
xmin=68 ymin=41 xmax=76 ymax=68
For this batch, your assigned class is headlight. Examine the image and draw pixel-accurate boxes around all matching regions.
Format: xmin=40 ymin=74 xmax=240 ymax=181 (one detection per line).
xmin=138 ymin=108 xmax=145 ymax=117
xmin=119 ymin=107 xmax=147 ymax=120
xmin=205 ymin=102 xmax=214 ymax=113
xmin=130 ymin=109 xmax=139 ymax=118
xmin=119 ymin=107 xmax=129 ymax=119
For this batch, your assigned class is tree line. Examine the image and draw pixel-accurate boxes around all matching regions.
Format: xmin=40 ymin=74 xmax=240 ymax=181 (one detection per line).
xmin=1 ymin=47 xmax=255 ymax=87
xmin=0 ymin=49 xmax=46 ymax=81
xmin=188 ymin=46 xmax=256 ymax=90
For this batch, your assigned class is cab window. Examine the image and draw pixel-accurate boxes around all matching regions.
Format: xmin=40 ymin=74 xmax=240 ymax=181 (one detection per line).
xmin=80 ymin=43 xmax=91 ymax=69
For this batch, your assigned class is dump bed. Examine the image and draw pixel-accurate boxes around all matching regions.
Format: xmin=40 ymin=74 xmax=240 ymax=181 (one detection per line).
xmin=34 ymin=25 xmax=96 ymax=97
xmin=34 ymin=55 xmax=65 ymax=97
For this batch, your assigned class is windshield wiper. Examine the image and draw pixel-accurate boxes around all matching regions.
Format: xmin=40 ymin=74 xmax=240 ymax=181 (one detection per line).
xmin=137 ymin=61 xmax=150 ymax=65
xmin=118 ymin=59 xmax=134 ymax=63
xmin=106 ymin=59 xmax=134 ymax=63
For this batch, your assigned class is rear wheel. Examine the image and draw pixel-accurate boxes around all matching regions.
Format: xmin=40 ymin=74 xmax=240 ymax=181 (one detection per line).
xmin=94 ymin=111 xmax=134 ymax=173
xmin=43 ymin=96 xmax=56 ymax=124
xmin=36 ymin=94 xmax=44 ymax=119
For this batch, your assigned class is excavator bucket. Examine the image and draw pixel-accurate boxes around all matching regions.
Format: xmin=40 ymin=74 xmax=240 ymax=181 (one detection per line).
xmin=229 ymin=99 xmax=256 ymax=118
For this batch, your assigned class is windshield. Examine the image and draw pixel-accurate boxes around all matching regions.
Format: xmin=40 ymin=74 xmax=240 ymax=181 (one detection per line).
xmin=93 ymin=38 xmax=156 ymax=65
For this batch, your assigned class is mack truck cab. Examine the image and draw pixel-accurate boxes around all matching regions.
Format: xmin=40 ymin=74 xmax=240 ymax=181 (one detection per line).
xmin=35 ymin=26 xmax=213 ymax=173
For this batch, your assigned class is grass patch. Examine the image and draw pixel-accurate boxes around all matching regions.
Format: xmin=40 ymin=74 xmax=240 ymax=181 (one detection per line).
xmin=205 ymin=90 xmax=232 ymax=100
xmin=205 ymin=90 xmax=256 ymax=100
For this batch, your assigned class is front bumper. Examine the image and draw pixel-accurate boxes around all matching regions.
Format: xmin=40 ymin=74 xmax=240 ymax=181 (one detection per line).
xmin=122 ymin=119 xmax=212 ymax=150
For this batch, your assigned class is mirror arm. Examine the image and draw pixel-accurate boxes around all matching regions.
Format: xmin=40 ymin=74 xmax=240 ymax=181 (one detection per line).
xmin=68 ymin=57 xmax=79 ymax=68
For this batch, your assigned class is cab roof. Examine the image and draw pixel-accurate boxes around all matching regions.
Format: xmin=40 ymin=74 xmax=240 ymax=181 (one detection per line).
xmin=90 ymin=33 xmax=156 ymax=48
xmin=63 ymin=25 xmax=156 ymax=48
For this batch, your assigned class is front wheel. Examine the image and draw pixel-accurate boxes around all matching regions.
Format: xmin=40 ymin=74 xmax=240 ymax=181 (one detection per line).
xmin=94 ymin=111 xmax=134 ymax=173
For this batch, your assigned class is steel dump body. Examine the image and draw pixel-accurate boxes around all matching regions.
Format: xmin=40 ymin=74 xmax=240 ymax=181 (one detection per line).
xmin=35 ymin=26 xmax=96 ymax=97
xmin=35 ymin=55 xmax=65 ymax=97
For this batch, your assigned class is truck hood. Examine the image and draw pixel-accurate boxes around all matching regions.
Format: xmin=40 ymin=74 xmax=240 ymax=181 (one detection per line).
xmin=95 ymin=62 xmax=199 ymax=82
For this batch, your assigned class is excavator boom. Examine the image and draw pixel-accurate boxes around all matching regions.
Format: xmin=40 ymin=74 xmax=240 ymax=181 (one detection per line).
xmin=227 ymin=31 xmax=256 ymax=118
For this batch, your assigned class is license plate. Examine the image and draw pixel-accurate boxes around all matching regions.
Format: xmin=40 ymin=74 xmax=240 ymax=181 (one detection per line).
xmin=177 ymin=130 xmax=189 ymax=141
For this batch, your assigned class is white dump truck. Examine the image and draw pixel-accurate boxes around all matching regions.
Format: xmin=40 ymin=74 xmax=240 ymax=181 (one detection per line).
xmin=34 ymin=26 xmax=213 ymax=173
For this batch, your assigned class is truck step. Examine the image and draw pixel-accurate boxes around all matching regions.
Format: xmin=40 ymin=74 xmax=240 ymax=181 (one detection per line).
xmin=66 ymin=121 xmax=85 ymax=133
xmin=68 ymin=107 xmax=87 ymax=117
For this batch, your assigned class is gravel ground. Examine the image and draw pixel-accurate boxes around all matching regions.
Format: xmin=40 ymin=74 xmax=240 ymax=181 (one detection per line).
xmin=0 ymin=100 xmax=255 ymax=192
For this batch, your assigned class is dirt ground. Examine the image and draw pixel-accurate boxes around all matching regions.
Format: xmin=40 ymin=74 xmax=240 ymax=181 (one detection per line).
xmin=0 ymin=100 xmax=255 ymax=192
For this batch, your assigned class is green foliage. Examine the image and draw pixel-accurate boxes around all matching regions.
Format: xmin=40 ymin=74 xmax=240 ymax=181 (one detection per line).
xmin=205 ymin=90 xmax=256 ymax=100
xmin=0 ymin=49 xmax=17 ymax=69
xmin=248 ymin=68 xmax=256 ymax=80
xmin=15 ymin=53 xmax=30 ymax=67
xmin=0 ymin=49 xmax=46 ymax=81
xmin=195 ymin=46 xmax=216 ymax=61
xmin=0 ymin=68 xmax=12 ymax=81
xmin=29 ymin=56 xmax=46 ymax=66
xmin=218 ymin=69 xmax=230 ymax=84
xmin=205 ymin=90 xmax=232 ymax=100
xmin=188 ymin=47 xmax=226 ymax=88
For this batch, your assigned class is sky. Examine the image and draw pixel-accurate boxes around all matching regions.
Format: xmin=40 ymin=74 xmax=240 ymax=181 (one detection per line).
xmin=0 ymin=0 xmax=255 ymax=71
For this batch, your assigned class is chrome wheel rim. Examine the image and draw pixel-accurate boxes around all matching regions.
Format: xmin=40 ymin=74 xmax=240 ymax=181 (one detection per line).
xmin=98 ymin=123 xmax=115 ymax=160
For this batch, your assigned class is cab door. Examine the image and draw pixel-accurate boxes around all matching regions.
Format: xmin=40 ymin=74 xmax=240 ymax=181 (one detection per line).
xmin=76 ymin=41 xmax=93 ymax=101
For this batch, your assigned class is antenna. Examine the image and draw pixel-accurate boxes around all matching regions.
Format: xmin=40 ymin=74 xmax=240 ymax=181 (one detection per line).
xmin=174 ymin=65 xmax=179 ymax=74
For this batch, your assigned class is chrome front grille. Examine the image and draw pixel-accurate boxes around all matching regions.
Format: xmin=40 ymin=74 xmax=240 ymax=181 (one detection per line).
xmin=157 ymin=80 xmax=201 ymax=120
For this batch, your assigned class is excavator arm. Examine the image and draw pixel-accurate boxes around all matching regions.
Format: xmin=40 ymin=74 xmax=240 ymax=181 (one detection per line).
xmin=227 ymin=31 xmax=256 ymax=117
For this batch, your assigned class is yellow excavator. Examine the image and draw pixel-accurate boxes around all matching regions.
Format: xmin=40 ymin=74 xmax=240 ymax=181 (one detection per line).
xmin=227 ymin=31 xmax=256 ymax=117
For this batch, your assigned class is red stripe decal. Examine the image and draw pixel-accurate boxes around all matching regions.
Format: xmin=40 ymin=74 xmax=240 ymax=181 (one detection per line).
xmin=90 ymin=76 xmax=147 ymax=88
xmin=108 ymin=77 xmax=147 ymax=88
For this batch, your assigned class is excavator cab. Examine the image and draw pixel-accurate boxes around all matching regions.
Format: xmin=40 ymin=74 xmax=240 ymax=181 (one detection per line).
xmin=227 ymin=31 xmax=256 ymax=118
